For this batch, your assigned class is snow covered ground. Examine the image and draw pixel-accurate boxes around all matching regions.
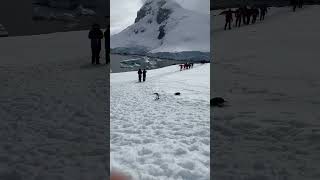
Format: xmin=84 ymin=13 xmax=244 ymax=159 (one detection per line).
xmin=212 ymin=5 xmax=320 ymax=180
xmin=111 ymin=64 xmax=210 ymax=179
xmin=0 ymin=30 xmax=108 ymax=180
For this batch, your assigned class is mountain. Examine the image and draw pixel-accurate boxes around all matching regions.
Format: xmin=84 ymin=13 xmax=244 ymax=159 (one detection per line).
xmin=32 ymin=0 xmax=106 ymax=22
xmin=110 ymin=0 xmax=210 ymax=61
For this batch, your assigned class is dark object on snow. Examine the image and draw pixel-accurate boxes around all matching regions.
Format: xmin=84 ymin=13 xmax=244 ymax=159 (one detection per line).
xmin=174 ymin=92 xmax=181 ymax=95
xmin=154 ymin=93 xmax=160 ymax=100
xmin=220 ymin=9 xmax=233 ymax=30
xmin=89 ymin=23 xmax=103 ymax=64
xmin=138 ymin=69 xmax=142 ymax=82
xmin=143 ymin=69 xmax=147 ymax=82
xmin=211 ymin=97 xmax=227 ymax=107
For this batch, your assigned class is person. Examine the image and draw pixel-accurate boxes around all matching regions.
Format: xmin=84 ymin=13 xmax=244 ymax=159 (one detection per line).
xmin=234 ymin=8 xmax=242 ymax=27
xmin=191 ymin=62 xmax=194 ymax=68
xmin=88 ymin=23 xmax=103 ymax=64
xmin=246 ymin=7 xmax=252 ymax=24
xmin=291 ymin=0 xmax=297 ymax=12
xmin=242 ymin=6 xmax=249 ymax=25
xmin=251 ymin=7 xmax=259 ymax=24
xmin=138 ymin=69 xmax=142 ymax=82
xmin=298 ymin=0 xmax=303 ymax=8
xmin=220 ymin=9 xmax=233 ymax=30
xmin=179 ymin=64 xmax=183 ymax=71
xmin=142 ymin=69 xmax=147 ymax=82
xmin=259 ymin=6 xmax=267 ymax=20
xmin=104 ymin=27 xmax=110 ymax=64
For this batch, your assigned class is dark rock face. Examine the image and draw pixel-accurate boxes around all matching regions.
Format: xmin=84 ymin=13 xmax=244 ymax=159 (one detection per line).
xmin=158 ymin=25 xmax=166 ymax=39
xmin=135 ymin=2 xmax=152 ymax=23
xmin=157 ymin=8 xmax=171 ymax=24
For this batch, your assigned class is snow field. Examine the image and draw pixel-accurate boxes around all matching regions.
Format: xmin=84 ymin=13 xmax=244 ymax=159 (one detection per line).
xmin=111 ymin=64 xmax=210 ymax=179
xmin=212 ymin=5 xmax=320 ymax=180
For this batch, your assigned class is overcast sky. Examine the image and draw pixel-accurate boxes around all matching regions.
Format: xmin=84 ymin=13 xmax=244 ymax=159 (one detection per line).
xmin=110 ymin=0 xmax=210 ymax=35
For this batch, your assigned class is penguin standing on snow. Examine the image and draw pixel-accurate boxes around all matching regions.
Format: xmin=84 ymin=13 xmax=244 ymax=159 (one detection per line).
xmin=154 ymin=93 xmax=160 ymax=100
xmin=211 ymin=97 xmax=227 ymax=107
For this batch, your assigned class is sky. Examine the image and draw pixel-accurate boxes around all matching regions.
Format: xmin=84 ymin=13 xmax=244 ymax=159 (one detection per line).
xmin=110 ymin=0 xmax=210 ymax=35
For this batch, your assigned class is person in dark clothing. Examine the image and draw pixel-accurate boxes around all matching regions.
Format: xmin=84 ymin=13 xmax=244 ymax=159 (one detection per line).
xmin=251 ymin=7 xmax=259 ymax=24
xmin=88 ymin=23 xmax=103 ymax=64
xmin=220 ymin=9 xmax=233 ymax=30
xmin=246 ymin=7 xmax=252 ymax=24
xmin=242 ymin=6 xmax=248 ymax=25
xmin=234 ymin=8 xmax=242 ymax=27
xmin=104 ymin=27 xmax=110 ymax=64
xmin=142 ymin=69 xmax=147 ymax=82
xmin=179 ymin=64 xmax=183 ymax=71
xmin=191 ymin=63 xmax=194 ymax=68
xmin=259 ymin=6 xmax=267 ymax=20
xmin=138 ymin=69 xmax=142 ymax=82
xmin=291 ymin=0 xmax=297 ymax=12
xmin=298 ymin=0 xmax=303 ymax=8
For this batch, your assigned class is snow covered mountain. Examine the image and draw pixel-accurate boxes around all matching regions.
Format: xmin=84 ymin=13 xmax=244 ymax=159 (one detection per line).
xmin=32 ymin=0 xmax=106 ymax=23
xmin=111 ymin=0 xmax=210 ymax=61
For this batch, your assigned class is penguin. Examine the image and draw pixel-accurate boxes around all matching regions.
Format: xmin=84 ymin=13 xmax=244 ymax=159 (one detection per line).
xmin=211 ymin=97 xmax=227 ymax=107
xmin=154 ymin=93 xmax=160 ymax=100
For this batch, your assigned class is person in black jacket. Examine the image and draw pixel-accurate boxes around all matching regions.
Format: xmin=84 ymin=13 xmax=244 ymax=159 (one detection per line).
xmin=291 ymin=0 xmax=297 ymax=12
xmin=234 ymin=8 xmax=242 ymax=27
xmin=88 ymin=23 xmax=103 ymax=64
xmin=251 ymin=7 xmax=259 ymax=24
xmin=298 ymin=0 xmax=303 ymax=8
xmin=138 ymin=69 xmax=142 ymax=82
xmin=142 ymin=69 xmax=147 ymax=82
xmin=220 ymin=9 xmax=233 ymax=30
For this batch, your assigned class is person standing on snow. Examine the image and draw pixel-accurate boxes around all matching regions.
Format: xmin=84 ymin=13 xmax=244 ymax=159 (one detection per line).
xmin=138 ymin=69 xmax=142 ymax=82
xmin=259 ymin=6 xmax=267 ymax=21
xmin=291 ymin=0 xmax=297 ymax=12
xmin=220 ymin=9 xmax=233 ymax=30
xmin=88 ymin=23 xmax=103 ymax=64
xmin=179 ymin=64 xmax=183 ymax=71
xmin=234 ymin=8 xmax=242 ymax=27
xmin=143 ymin=69 xmax=147 ymax=82
xmin=298 ymin=0 xmax=303 ymax=8
xmin=251 ymin=7 xmax=259 ymax=24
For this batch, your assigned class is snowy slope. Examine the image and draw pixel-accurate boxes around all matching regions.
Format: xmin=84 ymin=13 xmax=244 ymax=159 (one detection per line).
xmin=212 ymin=5 xmax=320 ymax=180
xmin=0 ymin=30 xmax=108 ymax=180
xmin=110 ymin=0 xmax=210 ymax=54
xmin=111 ymin=64 xmax=210 ymax=179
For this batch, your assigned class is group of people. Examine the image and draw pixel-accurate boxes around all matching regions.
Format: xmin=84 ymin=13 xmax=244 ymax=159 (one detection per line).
xmin=220 ymin=5 xmax=269 ymax=30
xmin=291 ymin=0 xmax=304 ymax=11
xmin=137 ymin=69 xmax=147 ymax=82
xmin=88 ymin=23 xmax=110 ymax=65
xmin=179 ymin=63 xmax=194 ymax=71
